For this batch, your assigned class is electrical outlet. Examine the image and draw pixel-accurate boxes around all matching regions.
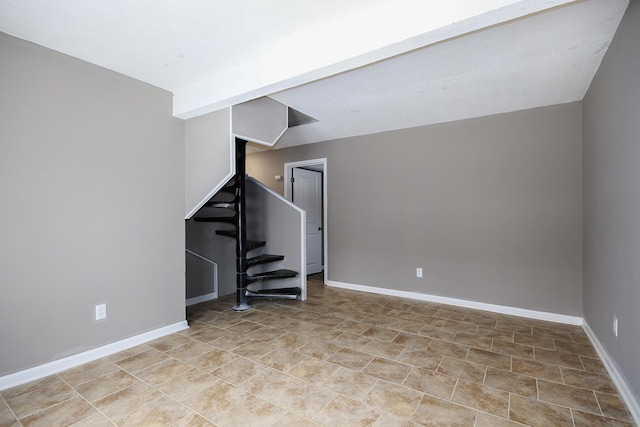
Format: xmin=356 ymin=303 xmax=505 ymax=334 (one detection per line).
xmin=95 ymin=303 xmax=107 ymax=321
xmin=416 ymin=268 xmax=423 ymax=278
xmin=613 ymin=315 xmax=618 ymax=337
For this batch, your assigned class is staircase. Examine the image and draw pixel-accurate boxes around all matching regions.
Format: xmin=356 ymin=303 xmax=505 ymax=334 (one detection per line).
xmin=193 ymin=138 xmax=300 ymax=311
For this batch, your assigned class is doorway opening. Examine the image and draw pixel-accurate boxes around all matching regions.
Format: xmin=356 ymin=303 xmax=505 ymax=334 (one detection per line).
xmin=284 ymin=158 xmax=327 ymax=284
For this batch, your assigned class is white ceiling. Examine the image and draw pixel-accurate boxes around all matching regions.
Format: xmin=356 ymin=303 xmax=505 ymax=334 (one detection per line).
xmin=0 ymin=0 xmax=629 ymax=149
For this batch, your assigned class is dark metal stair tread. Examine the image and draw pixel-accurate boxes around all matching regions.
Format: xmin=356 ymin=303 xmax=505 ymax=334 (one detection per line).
xmin=204 ymin=201 xmax=235 ymax=209
xmin=245 ymin=287 xmax=301 ymax=296
xmin=194 ymin=216 xmax=236 ymax=223
xmin=247 ymin=254 xmax=285 ymax=267
xmin=249 ymin=269 xmax=297 ymax=280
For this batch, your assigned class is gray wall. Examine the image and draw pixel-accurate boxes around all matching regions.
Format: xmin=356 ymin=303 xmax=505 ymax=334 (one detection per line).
xmin=248 ymin=103 xmax=583 ymax=316
xmin=583 ymin=0 xmax=640 ymax=404
xmin=0 ymin=34 xmax=185 ymax=376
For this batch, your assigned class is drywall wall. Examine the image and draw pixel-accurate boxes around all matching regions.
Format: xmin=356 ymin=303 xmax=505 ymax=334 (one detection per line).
xmin=0 ymin=33 xmax=185 ymax=376
xmin=247 ymin=103 xmax=583 ymax=316
xmin=185 ymin=108 xmax=233 ymax=218
xmin=583 ymin=0 xmax=640 ymax=406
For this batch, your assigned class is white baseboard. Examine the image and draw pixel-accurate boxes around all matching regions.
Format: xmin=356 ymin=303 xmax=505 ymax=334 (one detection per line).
xmin=582 ymin=321 xmax=640 ymax=425
xmin=186 ymin=292 xmax=218 ymax=307
xmin=0 ymin=321 xmax=189 ymax=391
xmin=326 ymin=280 xmax=583 ymax=326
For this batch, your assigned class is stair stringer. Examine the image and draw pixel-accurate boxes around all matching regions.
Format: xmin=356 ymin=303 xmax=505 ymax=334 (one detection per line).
xmin=185 ymin=97 xmax=289 ymax=220
xmin=246 ymin=177 xmax=307 ymax=301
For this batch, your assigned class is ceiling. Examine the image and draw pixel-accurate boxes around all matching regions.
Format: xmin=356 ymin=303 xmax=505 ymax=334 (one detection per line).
xmin=0 ymin=0 xmax=629 ymax=150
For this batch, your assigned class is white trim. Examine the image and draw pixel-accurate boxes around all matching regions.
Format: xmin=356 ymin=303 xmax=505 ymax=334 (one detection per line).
xmin=583 ymin=321 xmax=640 ymax=425
xmin=326 ymin=280 xmax=583 ymax=326
xmin=186 ymin=292 xmax=217 ymax=306
xmin=284 ymin=158 xmax=328 ymax=284
xmin=0 ymin=321 xmax=189 ymax=391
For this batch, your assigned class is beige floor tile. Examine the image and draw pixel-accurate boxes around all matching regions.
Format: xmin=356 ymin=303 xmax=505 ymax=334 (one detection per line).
xmin=73 ymin=369 xmax=138 ymax=402
xmin=403 ymin=366 xmax=457 ymax=399
xmin=427 ymin=339 xmax=469 ymax=359
xmin=134 ymin=357 xmax=193 ymax=386
xmin=328 ymin=348 xmax=375 ymax=370
xmin=1 ymin=375 xmax=60 ymax=401
xmin=330 ymin=331 xmax=372 ymax=350
xmin=323 ymin=366 xmax=378 ymax=400
xmin=166 ymin=340 xmax=215 ymax=362
xmin=562 ymin=367 xmax=618 ymax=394
xmin=411 ymin=394 xmax=477 ymax=427
xmin=362 ymin=339 xmax=407 ymax=359
xmin=209 ymin=332 xmax=252 ymax=351
xmin=188 ymin=347 xmax=237 ymax=372
xmin=172 ymin=412 xmax=217 ymax=427
xmin=453 ymin=332 xmax=493 ymax=350
xmin=146 ymin=333 xmax=194 ymax=351
xmin=513 ymin=332 xmax=556 ymax=350
xmin=466 ymin=347 xmax=511 ymax=370
xmin=68 ymin=411 xmax=114 ymax=427
xmin=451 ymin=379 xmax=509 ymax=418
xmin=362 ymin=326 xmax=400 ymax=342
xmin=189 ymin=325 xmax=232 ymax=343
xmin=314 ymin=395 xmax=381 ymax=427
xmin=182 ymin=380 xmax=251 ymax=420
xmin=298 ymin=339 xmax=342 ymax=360
xmin=509 ymin=394 xmax=573 ymax=427
xmin=2 ymin=280 xmax=635 ymax=427
xmin=373 ymin=411 xmax=420 ymax=427
xmin=475 ymin=411 xmax=528 ymax=427
xmin=491 ymin=340 xmax=534 ymax=359
xmin=392 ymin=332 xmax=432 ymax=350
xmin=396 ymin=347 xmax=442 ymax=370
xmin=511 ymin=357 xmax=563 ymax=383
xmin=580 ymin=355 xmax=609 ymax=375
xmin=57 ymin=359 xmax=119 ymax=387
xmin=334 ymin=319 xmax=374 ymax=334
xmin=224 ymin=319 xmax=264 ymax=334
xmin=6 ymin=377 xmax=77 ymax=419
xmin=572 ymin=409 xmax=636 ymax=427
xmin=259 ymin=347 xmax=306 ymax=372
xmin=275 ymin=382 xmax=336 ymax=418
xmin=19 ymin=396 xmax=96 ymax=427
xmin=239 ymin=366 xmax=304 ymax=401
xmin=245 ymin=325 xmax=286 ymax=342
xmin=156 ymin=369 xmax=217 ymax=402
xmin=0 ymin=410 xmax=20 ymax=427
xmin=287 ymin=356 xmax=339 ymax=383
xmin=596 ymin=392 xmax=635 ymax=423
xmin=437 ymin=356 xmax=486 ymax=384
xmin=270 ymin=332 xmax=310 ymax=351
xmin=211 ymin=356 xmax=260 ymax=385
xmin=484 ymin=367 xmax=538 ymax=398
xmin=476 ymin=327 xmax=514 ymax=342
xmin=93 ymin=381 xmax=162 ymax=424
xmin=231 ymin=339 xmax=278 ymax=361
xmin=362 ymin=357 xmax=412 ymax=384
xmin=418 ymin=325 xmax=457 ymax=341
xmin=537 ymin=379 xmax=601 ymax=414
xmin=364 ymin=380 xmax=422 ymax=418
xmin=116 ymin=395 xmax=191 ymax=427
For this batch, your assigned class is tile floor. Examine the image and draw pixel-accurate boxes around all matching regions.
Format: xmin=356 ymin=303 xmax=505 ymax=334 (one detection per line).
xmin=1 ymin=276 xmax=636 ymax=426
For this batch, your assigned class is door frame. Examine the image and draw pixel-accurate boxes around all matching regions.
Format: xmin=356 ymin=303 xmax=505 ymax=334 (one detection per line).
xmin=284 ymin=158 xmax=328 ymax=283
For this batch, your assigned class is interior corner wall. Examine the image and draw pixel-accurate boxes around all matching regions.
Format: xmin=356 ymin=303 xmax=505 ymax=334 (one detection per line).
xmin=0 ymin=33 xmax=185 ymax=376
xmin=582 ymin=0 xmax=640 ymax=404
xmin=247 ymin=103 xmax=583 ymax=316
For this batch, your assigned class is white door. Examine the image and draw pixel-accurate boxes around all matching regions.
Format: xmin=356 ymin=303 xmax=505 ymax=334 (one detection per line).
xmin=292 ymin=168 xmax=323 ymax=275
